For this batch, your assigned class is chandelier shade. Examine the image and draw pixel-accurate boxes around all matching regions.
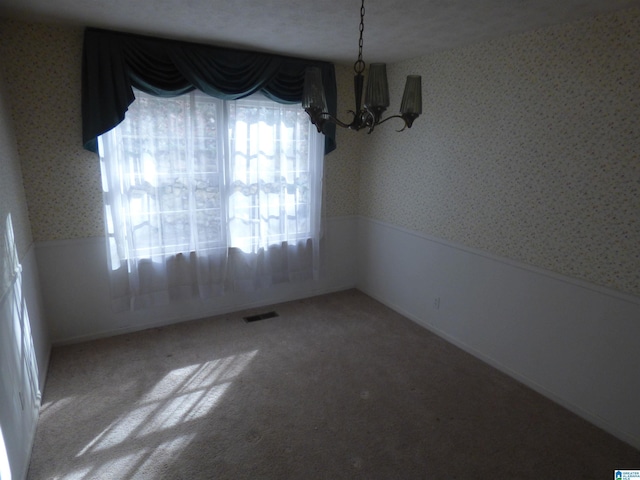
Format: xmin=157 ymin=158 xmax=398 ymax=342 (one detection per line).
xmin=302 ymin=66 xmax=328 ymax=113
xmin=364 ymin=63 xmax=390 ymax=109
xmin=302 ymin=0 xmax=422 ymax=134
xmin=400 ymin=75 xmax=422 ymax=127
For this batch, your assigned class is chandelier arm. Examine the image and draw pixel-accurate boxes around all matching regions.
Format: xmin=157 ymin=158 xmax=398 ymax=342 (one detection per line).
xmin=372 ymin=114 xmax=412 ymax=132
xmin=304 ymin=108 xmax=359 ymax=132
xmin=326 ymin=113 xmax=358 ymax=130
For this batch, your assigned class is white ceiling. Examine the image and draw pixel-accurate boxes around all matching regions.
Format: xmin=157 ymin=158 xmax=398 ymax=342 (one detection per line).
xmin=1 ymin=0 xmax=639 ymax=64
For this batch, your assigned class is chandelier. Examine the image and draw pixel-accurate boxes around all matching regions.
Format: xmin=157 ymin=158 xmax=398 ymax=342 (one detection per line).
xmin=302 ymin=0 xmax=422 ymax=134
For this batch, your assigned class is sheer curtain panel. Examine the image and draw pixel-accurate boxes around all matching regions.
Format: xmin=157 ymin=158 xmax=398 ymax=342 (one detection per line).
xmin=100 ymin=89 xmax=324 ymax=311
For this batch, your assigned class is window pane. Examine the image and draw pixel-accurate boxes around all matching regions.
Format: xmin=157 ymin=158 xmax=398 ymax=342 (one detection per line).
xmin=100 ymin=89 xmax=320 ymax=261
xmin=227 ymin=96 xmax=314 ymax=252
xmin=100 ymin=89 xmax=225 ymax=258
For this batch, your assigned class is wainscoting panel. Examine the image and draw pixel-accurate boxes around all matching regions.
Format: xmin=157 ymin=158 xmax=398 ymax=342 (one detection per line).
xmin=0 ymin=244 xmax=49 ymax=480
xmin=35 ymin=216 xmax=358 ymax=345
xmin=356 ymin=216 xmax=640 ymax=449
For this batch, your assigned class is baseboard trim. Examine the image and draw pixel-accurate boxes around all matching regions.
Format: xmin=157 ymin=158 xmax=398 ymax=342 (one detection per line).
xmin=52 ymin=284 xmax=356 ymax=347
xmin=358 ymin=285 xmax=639 ymax=450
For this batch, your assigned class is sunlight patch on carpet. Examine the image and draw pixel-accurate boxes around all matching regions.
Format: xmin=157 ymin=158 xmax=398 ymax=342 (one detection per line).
xmin=71 ymin=351 xmax=258 ymax=476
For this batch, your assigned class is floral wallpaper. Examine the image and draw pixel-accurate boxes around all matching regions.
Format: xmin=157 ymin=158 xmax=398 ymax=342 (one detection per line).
xmin=1 ymin=8 xmax=638 ymax=297
xmin=322 ymin=64 xmax=362 ymax=218
xmin=0 ymin=20 xmax=360 ymax=242
xmin=0 ymin=20 xmax=103 ymax=242
xmin=360 ymin=8 xmax=640 ymax=296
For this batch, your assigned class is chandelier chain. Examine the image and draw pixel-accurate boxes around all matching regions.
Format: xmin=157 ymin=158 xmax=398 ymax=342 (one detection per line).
xmin=354 ymin=0 xmax=366 ymax=74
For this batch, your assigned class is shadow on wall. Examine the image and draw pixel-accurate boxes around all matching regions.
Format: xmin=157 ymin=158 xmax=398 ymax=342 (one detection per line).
xmin=0 ymin=214 xmax=41 ymax=480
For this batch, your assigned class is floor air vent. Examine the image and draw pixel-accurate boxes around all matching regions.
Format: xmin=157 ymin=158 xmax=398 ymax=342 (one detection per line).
xmin=243 ymin=311 xmax=279 ymax=323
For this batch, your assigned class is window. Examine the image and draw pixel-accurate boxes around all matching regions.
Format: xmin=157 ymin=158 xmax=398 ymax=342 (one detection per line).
xmin=227 ymin=95 xmax=319 ymax=254
xmin=99 ymin=89 xmax=324 ymax=309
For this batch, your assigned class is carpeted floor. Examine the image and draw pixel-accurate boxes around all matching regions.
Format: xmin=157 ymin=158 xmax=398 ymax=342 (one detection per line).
xmin=28 ymin=289 xmax=639 ymax=479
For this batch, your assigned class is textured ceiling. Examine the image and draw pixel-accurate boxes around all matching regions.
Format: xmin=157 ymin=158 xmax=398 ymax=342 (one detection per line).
xmin=1 ymin=0 xmax=639 ymax=64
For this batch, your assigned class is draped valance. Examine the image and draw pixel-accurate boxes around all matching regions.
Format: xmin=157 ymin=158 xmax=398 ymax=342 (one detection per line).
xmin=81 ymin=28 xmax=337 ymax=154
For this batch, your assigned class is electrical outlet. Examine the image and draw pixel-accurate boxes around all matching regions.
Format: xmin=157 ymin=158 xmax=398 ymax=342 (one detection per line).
xmin=433 ymin=297 xmax=440 ymax=310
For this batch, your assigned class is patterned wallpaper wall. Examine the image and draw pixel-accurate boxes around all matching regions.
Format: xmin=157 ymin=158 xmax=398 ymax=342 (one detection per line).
xmin=0 ymin=20 xmax=361 ymax=242
xmin=360 ymin=8 xmax=640 ymax=297
xmin=323 ymin=64 xmax=362 ymax=217
xmin=0 ymin=21 xmax=103 ymax=242
xmin=2 ymin=11 xmax=638 ymax=296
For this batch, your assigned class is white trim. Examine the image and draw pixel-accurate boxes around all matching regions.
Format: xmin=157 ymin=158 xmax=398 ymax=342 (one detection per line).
xmin=358 ymin=215 xmax=640 ymax=305
xmin=51 ymin=284 xmax=352 ymax=347
xmin=35 ymin=215 xmax=358 ymax=345
xmin=362 ymin=288 xmax=640 ymax=450
xmin=33 ymin=216 xmax=359 ymax=251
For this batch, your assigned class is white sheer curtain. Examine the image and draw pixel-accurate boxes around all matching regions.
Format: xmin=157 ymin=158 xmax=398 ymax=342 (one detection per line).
xmin=99 ymin=89 xmax=324 ymax=311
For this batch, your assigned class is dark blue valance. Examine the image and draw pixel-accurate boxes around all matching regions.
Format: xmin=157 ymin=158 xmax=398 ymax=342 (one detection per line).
xmin=81 ymin=28 xmax=337 ymax=154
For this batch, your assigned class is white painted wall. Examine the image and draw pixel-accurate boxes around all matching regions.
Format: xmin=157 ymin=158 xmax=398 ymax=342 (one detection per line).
xmin=36 ymin=216 xmax=358 ymax=344
xmin=0 ymin=245 xmax=49 ymax=480
xmin=1 ymin=62 xmax=50 ymax=480
xmin=356 ymin=216 xmax=640 ymax=449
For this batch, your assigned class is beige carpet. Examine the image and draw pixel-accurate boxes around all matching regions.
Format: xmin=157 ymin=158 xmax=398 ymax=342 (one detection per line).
xmin=28 ymin=289 xmax=639 ymax=479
